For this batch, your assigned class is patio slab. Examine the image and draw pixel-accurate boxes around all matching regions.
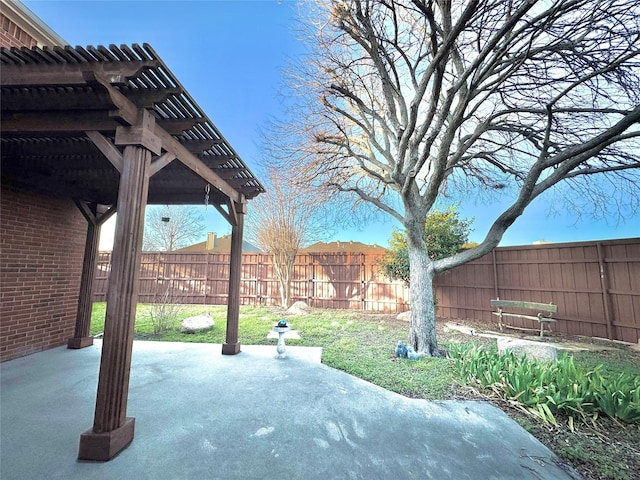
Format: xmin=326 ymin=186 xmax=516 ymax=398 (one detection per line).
xmin=1 ymin=340 xmax=581 ymax=479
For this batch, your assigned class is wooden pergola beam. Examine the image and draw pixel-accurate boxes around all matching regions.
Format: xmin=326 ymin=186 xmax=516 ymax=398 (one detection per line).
xmin=0 ymin=60 xmax=157 ymax=87
xmin=156 ymin=118 xmax=206 ymax=134
xmin=155 ymin=126 xmax=244 ymax=205
xmin=83 ymin=70 xmax=139 ymax=126
xmin=0 ymin=87 xmax=180 ymax=111
xmin=179 ymin=138 xmax=224 ymax=153
xmin=1 ymin=111 xmax=126 ymax=133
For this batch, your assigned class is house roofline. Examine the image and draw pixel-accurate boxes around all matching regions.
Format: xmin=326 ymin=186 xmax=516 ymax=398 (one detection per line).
xmin=2 ymin=0 xmax=68 ymax=47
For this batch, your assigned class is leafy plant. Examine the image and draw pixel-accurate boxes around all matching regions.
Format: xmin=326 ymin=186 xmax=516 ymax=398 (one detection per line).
xmin=449 ymin=344 xmax=640 ymax=425
xmin=379 ymin=207 xmax=473 ymax=285
xmin=590 ymin=371 xmax=640 ymax=424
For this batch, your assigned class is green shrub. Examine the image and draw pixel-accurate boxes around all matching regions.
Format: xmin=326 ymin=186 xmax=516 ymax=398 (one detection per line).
xmin=448 ymin=344 xmax=640 ymax=425
xmin=589 ymin=370 xmax=640 ymax=424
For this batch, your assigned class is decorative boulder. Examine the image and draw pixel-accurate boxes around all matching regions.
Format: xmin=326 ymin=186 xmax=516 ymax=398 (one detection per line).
xmin=497 ymin=337 xmax=557 ymax=362
xmin=180 ymin=313 xmax=214 ymax=334
xmin=397 ymin=311 xmax=411 ymax=322
xmin=287 ymin=301 xmax=312 ymax=316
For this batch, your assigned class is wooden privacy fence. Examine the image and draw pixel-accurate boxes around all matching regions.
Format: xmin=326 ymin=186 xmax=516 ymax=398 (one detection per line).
xmin=433 ymin=238 xmax=639 ymax=344
xmin=93 ymin=237 xmax=639 ymax=343
xmin=93 ymin=251 xmax=411 ymax=313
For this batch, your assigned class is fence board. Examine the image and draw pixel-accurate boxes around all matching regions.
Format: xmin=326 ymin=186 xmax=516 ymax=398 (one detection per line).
xmin=92 ymin=238 xmax=639 ymax=343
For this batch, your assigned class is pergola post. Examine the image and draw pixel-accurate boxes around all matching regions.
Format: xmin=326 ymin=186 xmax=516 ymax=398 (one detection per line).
xmin=79 ymin=116 xmax=158 ymax=460
xmin=68 ymin=203 xmax=115 ymax=349
xmin=222 ymin=202 xmax=246 ymax=355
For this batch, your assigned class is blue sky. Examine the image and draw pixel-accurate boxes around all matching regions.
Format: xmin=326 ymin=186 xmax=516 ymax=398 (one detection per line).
xmin=23 ymin=0 xmax=639 ymax=249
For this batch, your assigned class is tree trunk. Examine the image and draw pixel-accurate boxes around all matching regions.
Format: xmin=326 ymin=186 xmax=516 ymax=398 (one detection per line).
xmin=272 ymin=256 xmax=286 ymax=308
xmin=272 ymin=253 xmax=292 ymax=308
xmin=283 ymin=258 xmax=294 ymax=308
xmin=406 ymin=220 xmax=439 ymax=356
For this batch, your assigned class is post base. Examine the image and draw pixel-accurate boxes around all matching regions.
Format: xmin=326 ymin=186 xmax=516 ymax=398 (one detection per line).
xmin=67 ymin=336 xmax=94 ymax=349
xmin=78 ymin=417 xmax=135 ymax=461
xmin=222 ymin=342 xmax=241 ymax=355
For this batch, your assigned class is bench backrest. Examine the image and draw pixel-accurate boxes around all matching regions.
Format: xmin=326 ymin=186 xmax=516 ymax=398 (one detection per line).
xmin=490 ymin=299 xmax=557 ymax=313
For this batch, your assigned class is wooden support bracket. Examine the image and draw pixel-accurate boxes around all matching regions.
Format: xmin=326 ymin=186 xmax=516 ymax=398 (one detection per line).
xmin=149 ymin=152 xmax=177 ymax=177
xmin=73 ymin=199 xmax=117 ymax=227
xmin=85 ymin=131 xmax=123 ymax=172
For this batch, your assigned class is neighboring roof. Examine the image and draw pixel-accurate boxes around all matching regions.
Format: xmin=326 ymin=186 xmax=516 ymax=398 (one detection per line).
xmin=301 ymin=241 xmax=386 ymax=254
xmin=175 ymin=233 xmax=261 ymax=253
xmin=1 ymin=43 xmax=265 ymax=207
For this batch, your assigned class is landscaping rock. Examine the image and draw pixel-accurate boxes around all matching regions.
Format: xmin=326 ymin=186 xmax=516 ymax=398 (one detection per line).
xmin=287 ymin=301 xmax=312 ymax=316
xmin=397 ymin=311 xmax=411 ymax=322
xmin=497 ymin=337 xmax=557 ymax=362
xmin=180 ymin=314 xmax=214 ymax=333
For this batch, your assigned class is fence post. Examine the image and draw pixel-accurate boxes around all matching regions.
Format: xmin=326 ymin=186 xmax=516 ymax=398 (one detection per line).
xmin=263 ymin=253 xmax=269 ymax=305
xmin=307 ymin=254 xmax=314 ymax=306
xmin=251 ymin=253 xmax=258 ymax=306
xmin=491 ymin=248 xmax=499 ymax=301
xmin=204 ymin=252 xmax=210 ymax=304
xmin=360 ymin=253 xmax=366 ymax=311
xmin=596 ymin=242 xmax=614 ymax=340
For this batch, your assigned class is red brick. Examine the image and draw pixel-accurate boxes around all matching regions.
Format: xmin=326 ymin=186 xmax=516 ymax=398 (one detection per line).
xmin=1 ymin=186 xmax=85 ymax=361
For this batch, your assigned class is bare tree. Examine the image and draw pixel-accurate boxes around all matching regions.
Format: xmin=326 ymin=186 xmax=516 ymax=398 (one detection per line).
xmin=246 ymin=167 xmax=328 ymax=308
xmin=284 ymin=0 xmax=640 ymax=355
xmin=143 ymin=205 xmax=205 ymax=251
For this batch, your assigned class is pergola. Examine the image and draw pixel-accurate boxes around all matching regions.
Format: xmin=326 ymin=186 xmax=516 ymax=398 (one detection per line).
xmin=1 ymin=43 xmax=265 ymax=460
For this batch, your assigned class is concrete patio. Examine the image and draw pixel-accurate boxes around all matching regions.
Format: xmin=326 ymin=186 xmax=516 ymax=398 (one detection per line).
xmin=1 ymin=340 xmax=581 ymax=479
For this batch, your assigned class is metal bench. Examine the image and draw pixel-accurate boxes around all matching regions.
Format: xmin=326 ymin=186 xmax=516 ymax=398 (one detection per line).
xmin=490 ymin=299 xmax=557 ymax=337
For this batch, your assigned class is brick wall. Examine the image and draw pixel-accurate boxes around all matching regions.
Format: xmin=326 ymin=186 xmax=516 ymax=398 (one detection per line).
xmin=1 ymin=186 xmax=87 ymax=361
xmin=0 ymin=13 xmax=38 ymax=48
